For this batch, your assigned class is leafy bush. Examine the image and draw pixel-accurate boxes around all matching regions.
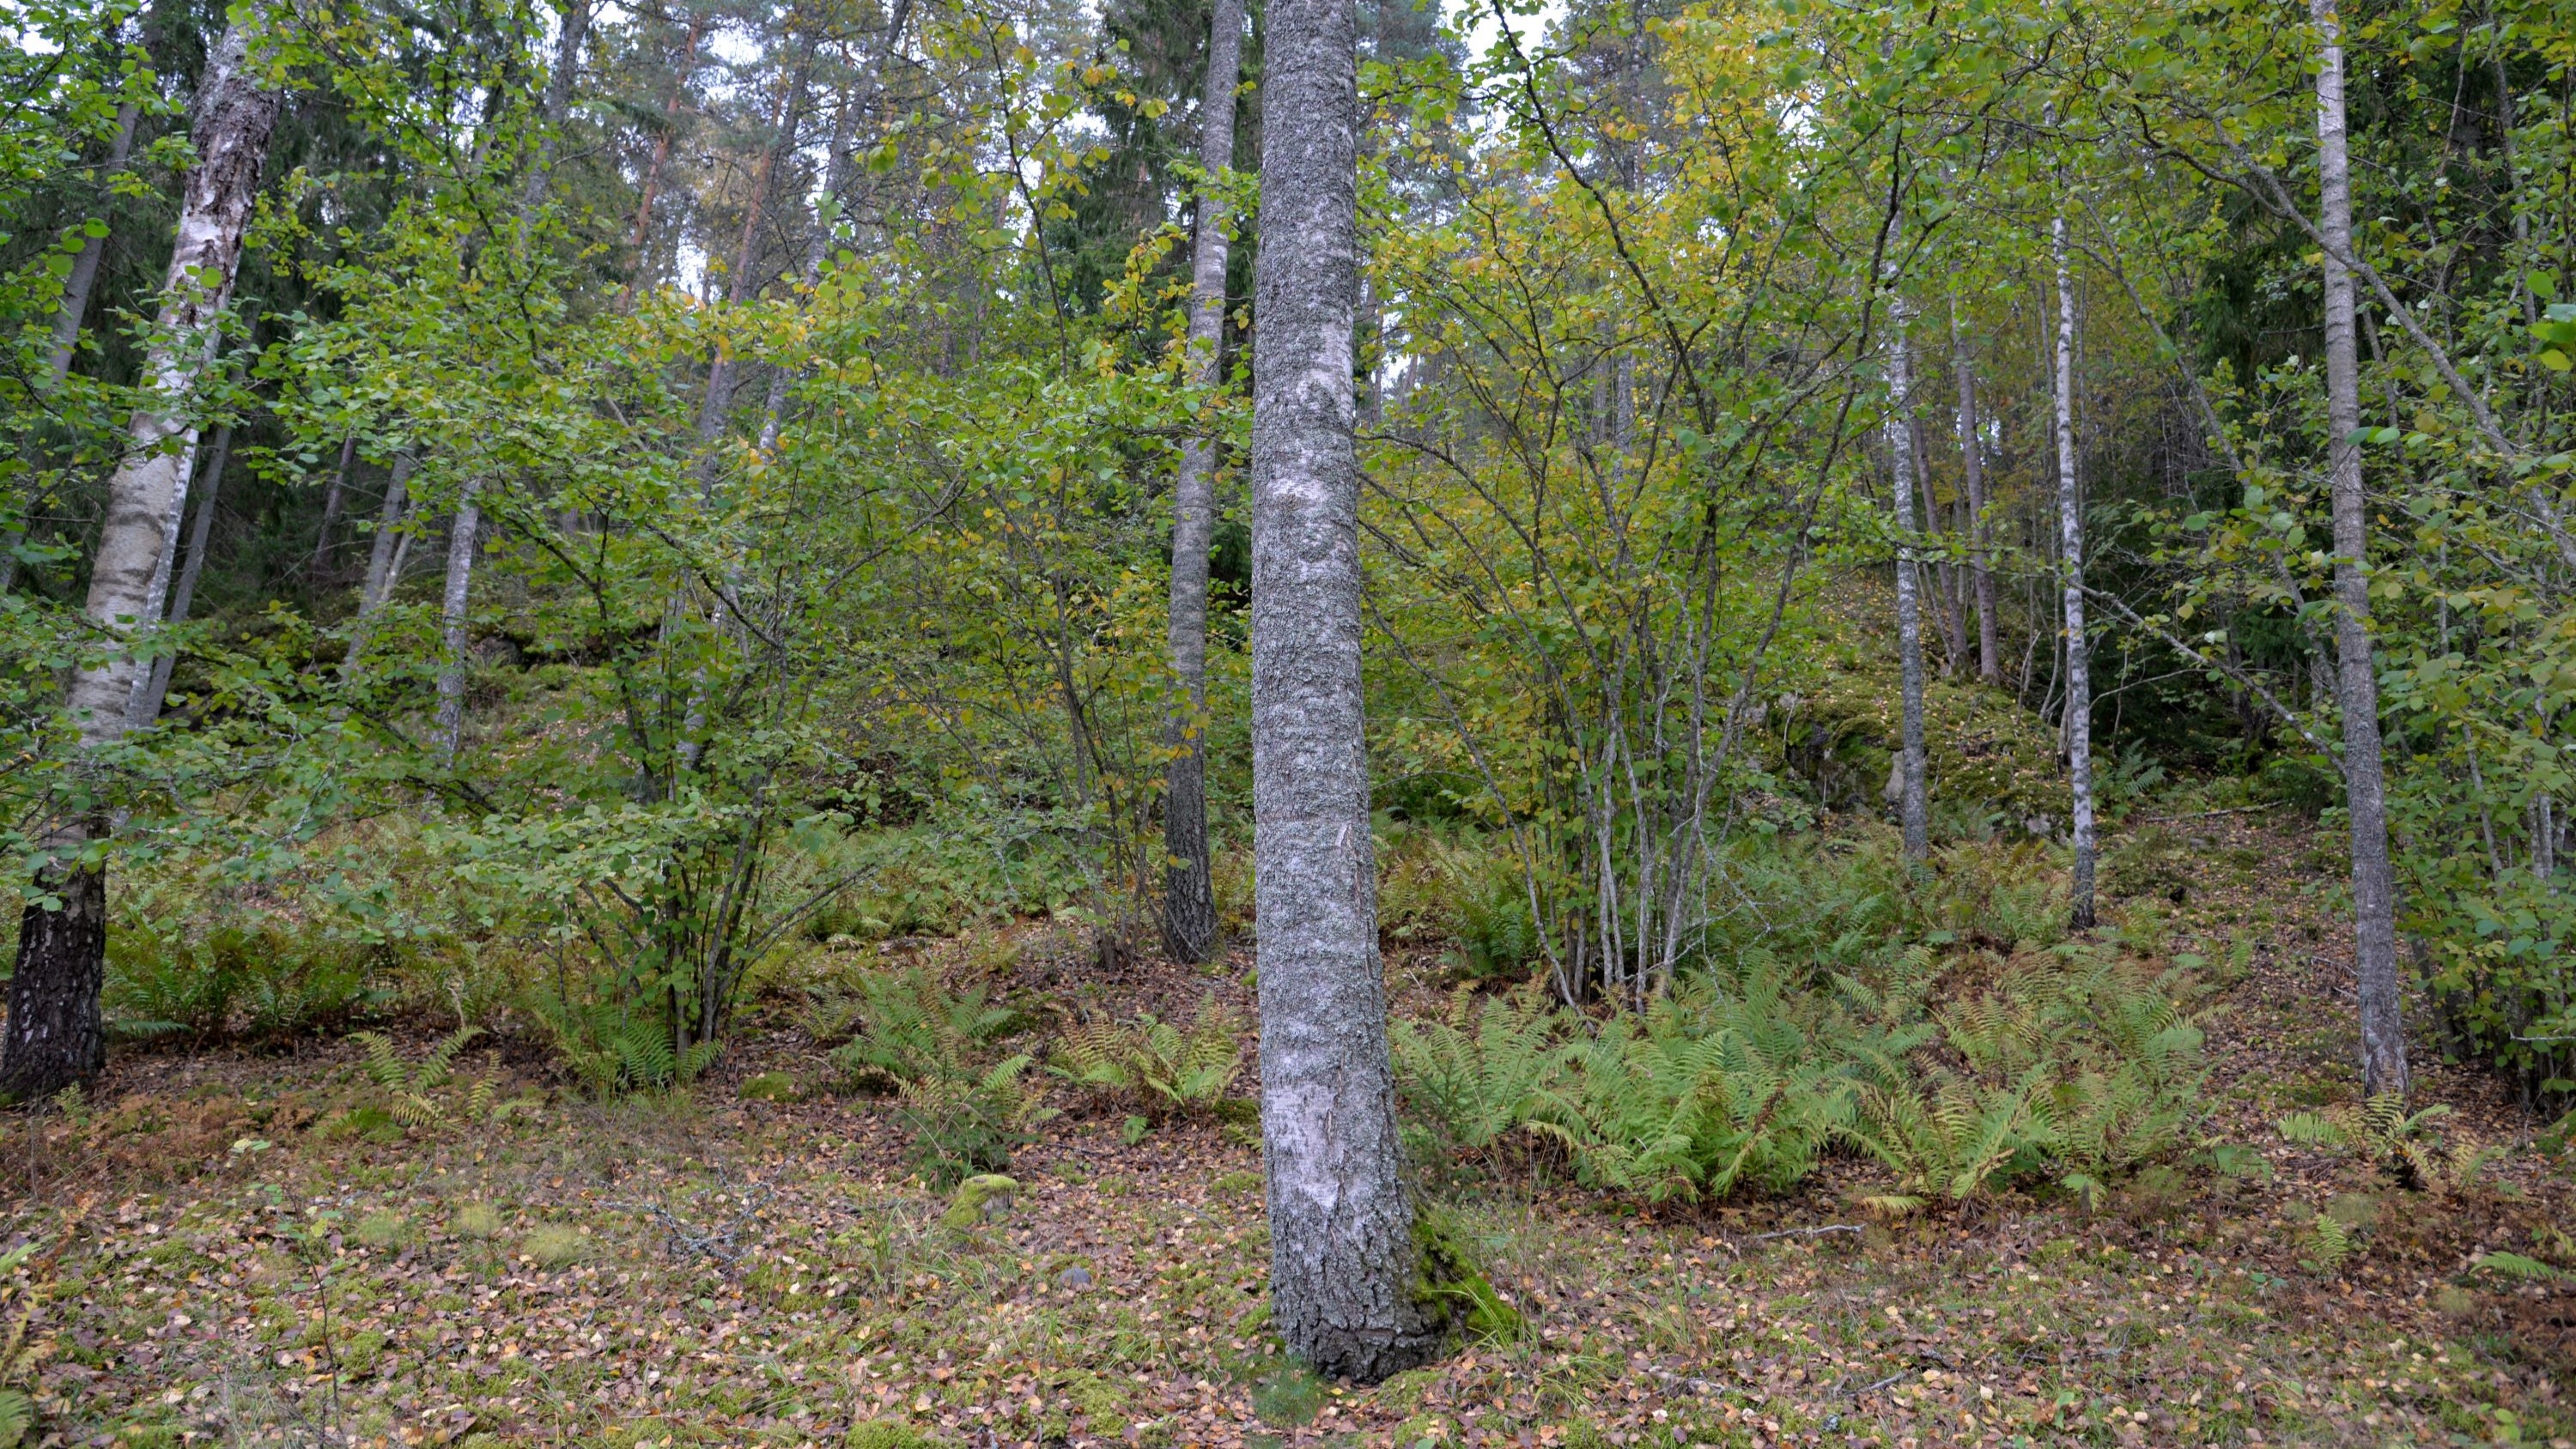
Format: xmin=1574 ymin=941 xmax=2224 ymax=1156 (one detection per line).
xmin=1049 ymin=996 xmax=1244 ymax=1116
xmin=527 ymin=990 xmax=720 ymax=1094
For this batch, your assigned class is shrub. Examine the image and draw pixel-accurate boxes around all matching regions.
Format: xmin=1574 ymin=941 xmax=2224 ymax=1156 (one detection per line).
xmin=104 ymin=919 xmax=383 ymax=1041
xmin=819 ymin=965 xmax=1019 ymax=1088
xmin=897 ymin=1056 xmax=1054 ymax=1187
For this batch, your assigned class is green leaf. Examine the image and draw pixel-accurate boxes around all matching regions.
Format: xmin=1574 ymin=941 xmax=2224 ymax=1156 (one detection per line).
xmin=2543 ymin=350 xmax=2572 ymax=374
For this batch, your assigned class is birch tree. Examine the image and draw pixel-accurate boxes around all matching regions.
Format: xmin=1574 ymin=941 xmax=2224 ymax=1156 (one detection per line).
xmin=2050 ymin=209 xmax=2097 ymax=931
xmin=2311 ymin=0 xmax=2405 ymax=1099
xmin=1949 ymin=298 xmax=1998 ymax=683
xmin=0 ymin=10 xmax=281 ymax=1099
xmin=1160 ymin=0 xmax=1245 ymax=964
xmin=1886 ymin=300 xmax=1929 ymax=860
xmin=1250 ymin=0 xmax=1437 ymax=1380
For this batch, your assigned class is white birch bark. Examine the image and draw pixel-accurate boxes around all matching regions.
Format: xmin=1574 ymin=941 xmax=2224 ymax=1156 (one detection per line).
xmin=1160 ymin=0 xmax=1245 ymax=964
xmin=1250 ymin=0 xmax=1435 ymax=1382
xmin=2313 ymin=0 xmax=2408 ymax=1099
xmin=3 ymin=12 xmax=280 ymax=1099
xmin=1886 ymin=299 xmax=1929 ymax=859
xmin=2051 ymin=211 xmax=2098 ymax=931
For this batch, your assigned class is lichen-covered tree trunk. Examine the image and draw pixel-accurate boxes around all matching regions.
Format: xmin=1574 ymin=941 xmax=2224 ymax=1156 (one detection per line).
xmin=1250 ymin=0 xmax=1437 ymax=1383
xmin=1950 ymin=299 xmax=2000 ymax=683
xmin=2313 ymin=0 xmax=2407 ymax=1099
xmin=1886 ymin=300 xmax=1929 ymax=860
xmin=2050 ymin=211 xmax=2098 ymax=931
xmin=0 ymin=14 xmax=280 ymax=1100
xmin=1161 ymin=0 xmax=1245 ymax=964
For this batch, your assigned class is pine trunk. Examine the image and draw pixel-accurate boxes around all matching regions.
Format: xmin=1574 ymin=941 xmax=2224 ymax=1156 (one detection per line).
xmin=2313 ymin=0 xmax=2408 ymax=1099
xmin=2051 ymin=212 xmax=2098 ymax=931
xmin=1886 ymin=301 xmax=1929 ymax=859
xmin=2 ymin=15 xmax=279 ymax=1099
xmin=1251 ymin=0 xmax=1437 ymax=1383
xmin=1161 ymin=0 xmax=1245 ymax=964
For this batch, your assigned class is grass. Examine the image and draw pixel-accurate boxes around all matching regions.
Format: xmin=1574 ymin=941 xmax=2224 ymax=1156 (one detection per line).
xmin=11 ymin=816 xmax=2575 ymax=1448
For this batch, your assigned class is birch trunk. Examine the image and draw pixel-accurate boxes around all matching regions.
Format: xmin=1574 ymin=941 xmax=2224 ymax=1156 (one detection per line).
xmin=1913 ymin=413 xmax=1965 ymax=676
xmin=2313 ymin=0 xmax=2408 ymax=1099
xmin=1950 ymin=300 xmax=2000 ymax=682
xmin=696 ymin=47 xmax=809 ymax=469
xmin=1 ymin=14 xmax=280 ymax=1100
xmin=140 ymin=424 xmax=233 ymax=724
xmin=343 ymin=453 xmax=414 ymax=670
xmin=2051 ymin=212 xmax=2099 ymax=931
xmin=1160 ymin=0 xmax=1245 ymax=964
xmin=1886 ymin=300 xmax=1929 ymax=859
xmin=1251 ymin=0 xmax=1436 ymax=1382
xmin=433 ymin=482 xmax=483 ymax=764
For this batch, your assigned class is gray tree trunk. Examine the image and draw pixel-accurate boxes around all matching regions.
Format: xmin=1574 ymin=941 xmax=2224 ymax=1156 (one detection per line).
xmin=434 ymin=482 xmax=484 ymax=764
xmin=140 ymin=423 xmax=234 ymax=724
xmin=42 ymin=101 xmax=140 ymax=382
xmin=1161 ymin=0 xmax=1245 ymax=964
xmin=1912 ymin=414 xmax=1965 ymax=676
xmin=344 ymin=453 xmax=415 ymax=670
xmin=2312 ymin=0 xmax=2407 ymax=1099
xmin=1949 ymin=299 xmax=2000 ymax=682
xmin=1886 ymin=300 xmax=1929 ymax=859
xmin=1 ymin=15 xmax=279 ymax=1100
xmin=1250 ymin=0 xmax=1437 ymax=1383
xmin=307 ymin=433 xmax=357 ymax=580
xmin=2051 ymin=212 xmax=2098 ymax=931
xmin=621 ymin=12 xmax=705 ymax=308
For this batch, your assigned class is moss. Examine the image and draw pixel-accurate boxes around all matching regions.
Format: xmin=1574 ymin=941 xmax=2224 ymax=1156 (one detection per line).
xmin=1412 ymin=1208 xmax=1525 ymax=1344
xmin=741 ymin=1071 xmax=801 ymax=1102
xmin=1065 ymin=1370 xmax=1138 ymax=1437
xmin=353 ymin=1210 xmax=410 ymax=1249
xmin=845 ymin=1422 xmax=939 ymax=1449
xmin=1376 ymin=1367 xmax=1442 ymax=1416
xmin=939 ymin=1173 xmax=1018 ymax=1229
xmin=521 ymin=1225 xmax=588 ymax=1268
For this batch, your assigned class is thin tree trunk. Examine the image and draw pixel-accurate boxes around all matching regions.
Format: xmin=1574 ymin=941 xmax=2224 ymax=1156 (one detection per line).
xmin=344 ymin=453 xmax=415 ymax=670
xmin=1161 ymin=0 xmax=1245 ymax=965
xmin=2 ymin=15 xmax=280 ymax=1101
xmin=42 ymin=101 xmax=140 ymax=382
xmin=1913 ymin=413 xmax=1964 ymax=675
xmin=141 ymin=423 xmax=233 ymax=724
xmin=1250 ymin=0 xmax=1436 ymax=1384
xmin=696 ymin=45 xmax=810 ymax=467
xmin=620 ymin=12 xmax=705 ymax=309
xmin=307 ymin=434 xmax=357 ymax=580
xmin=433 ymin=482 xmax=484 ymax=764
xmin=759 ymin=0 xmax=919 ymax=451
xmin=2051 ymin=211 xmax=2099 ymax=931
xmin=1886 ymin=300 xmax=1929 ymax=859
xmin=2314 ymin=0 xmax=2407 ymax=1099
xmin=1950 ymin=298 xmax=2000 ymax=682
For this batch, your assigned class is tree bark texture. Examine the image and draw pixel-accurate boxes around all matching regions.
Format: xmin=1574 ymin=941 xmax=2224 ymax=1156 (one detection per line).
xmin=2313 ymin=0 xmax=2407 ymax=1099
xmin=1950 ymin=299 xmax=2000 ymax=683
xmin=2051 ymin=212 xmax=2098 ymax=931
xmin=2 ymin=15 xmax=279 ymax=1100
xmin=1161 ymin=0 xmax=1245 ymax=964
xmin=344 ymin=453 xmax=414 ymax=670
xmin=1886 ymin=300 xmax=1929 ymax=859
xmin=1250 ymin=0 xmax=1437 ymax=1383
xmin=0 ymin=861 xmax=106 ymax=1101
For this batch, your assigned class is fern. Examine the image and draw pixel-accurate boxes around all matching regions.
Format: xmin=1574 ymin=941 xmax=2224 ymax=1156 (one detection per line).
xmin=349 ymin=1026 xmax=483 ymax=1131
xmin=1049 ymin=998 xmax=1245 ymax=1117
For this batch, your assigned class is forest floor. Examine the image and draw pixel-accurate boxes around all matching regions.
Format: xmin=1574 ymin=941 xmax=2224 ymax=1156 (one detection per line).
xmin=10 ymin=810 xmax=2576 ymax=1449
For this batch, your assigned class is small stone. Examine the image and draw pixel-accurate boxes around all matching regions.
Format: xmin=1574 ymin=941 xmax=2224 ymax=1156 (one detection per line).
xmin=1057 ymin=1265 xmax=1093 ymax=1289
